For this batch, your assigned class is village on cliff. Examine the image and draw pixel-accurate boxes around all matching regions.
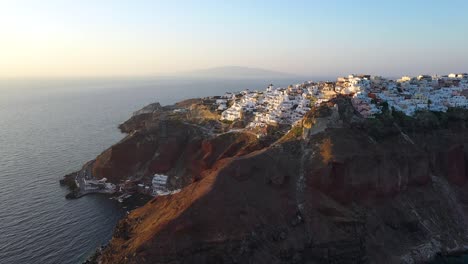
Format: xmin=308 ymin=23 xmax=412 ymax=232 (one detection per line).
xmin=214 ymin=73 xmax=468 ymax=128
xmin=70 ymin=73 xmax=468 ymax=201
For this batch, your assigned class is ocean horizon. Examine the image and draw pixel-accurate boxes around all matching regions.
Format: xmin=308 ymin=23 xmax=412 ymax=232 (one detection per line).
xmin=0 ymin=77 xmax=303 ymax=264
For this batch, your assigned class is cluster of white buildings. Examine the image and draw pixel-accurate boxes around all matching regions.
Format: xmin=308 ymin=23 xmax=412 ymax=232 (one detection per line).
xmin=350 ymin=73 xmax=468 ymax=116
xmin=219 ymin=84 xmax=319 ymax=127
xmin=216 ymin=73 xmax=468 ymax=127
xmin=336 ymin=75 xmax=383 ymax=118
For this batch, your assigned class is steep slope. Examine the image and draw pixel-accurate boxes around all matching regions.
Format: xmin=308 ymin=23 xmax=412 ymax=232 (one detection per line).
xmin=94 ymin=99 xmax=468 ymax=264
xmin=71 ymin=101 xmax=272 ymax=193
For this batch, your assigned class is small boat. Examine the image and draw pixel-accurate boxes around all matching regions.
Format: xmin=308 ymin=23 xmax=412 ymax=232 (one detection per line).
xmin=117 ymin=193 xmax=132 ymax=203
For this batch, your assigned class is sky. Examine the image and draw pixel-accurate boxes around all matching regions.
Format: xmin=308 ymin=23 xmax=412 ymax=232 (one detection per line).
xmin=0 ymin=0 xmax=467 ymax=78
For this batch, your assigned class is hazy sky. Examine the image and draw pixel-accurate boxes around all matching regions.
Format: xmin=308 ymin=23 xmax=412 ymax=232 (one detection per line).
xmin=1 ymin=0 xmax=467 ymax=78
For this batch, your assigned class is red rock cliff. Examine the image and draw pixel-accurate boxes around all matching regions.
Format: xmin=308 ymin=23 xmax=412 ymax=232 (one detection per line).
xmin=90 ymin=100 xmax=468 ymax=264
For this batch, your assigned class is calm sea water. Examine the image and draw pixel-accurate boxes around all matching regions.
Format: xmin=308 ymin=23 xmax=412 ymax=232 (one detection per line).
xmin=0 ymin=77 xmax=301 ymax=264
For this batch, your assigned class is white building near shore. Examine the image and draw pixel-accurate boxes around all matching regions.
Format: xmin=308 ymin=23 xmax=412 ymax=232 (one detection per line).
xmin=152 ymin=174 xmax=169 ymax=196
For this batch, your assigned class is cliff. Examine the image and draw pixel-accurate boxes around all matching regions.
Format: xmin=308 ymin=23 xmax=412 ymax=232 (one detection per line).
xmin=83 ymin=98 xmax=468 ymax=263
xmin=88 ymin=101 xmax=272 ymax=190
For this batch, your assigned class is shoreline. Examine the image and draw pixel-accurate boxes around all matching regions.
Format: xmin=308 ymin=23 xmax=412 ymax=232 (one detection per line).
xmin=60 ymin=160 xmax=118 ymax=199
xmin=80 ymin=192 xmax=153 ymax=264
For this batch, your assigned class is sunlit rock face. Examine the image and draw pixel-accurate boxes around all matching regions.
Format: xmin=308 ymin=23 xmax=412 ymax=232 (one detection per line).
xmin=85 ymin=98 xmax=468 ymax=264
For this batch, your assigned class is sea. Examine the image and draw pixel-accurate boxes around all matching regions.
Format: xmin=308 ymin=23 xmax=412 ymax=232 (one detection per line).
xmin=0 ymin=77 xmax=303 ymax=264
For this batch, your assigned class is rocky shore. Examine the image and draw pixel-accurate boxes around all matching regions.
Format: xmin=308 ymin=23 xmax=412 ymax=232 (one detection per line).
xmin=65 ymin=95 xmax=468 ymax=264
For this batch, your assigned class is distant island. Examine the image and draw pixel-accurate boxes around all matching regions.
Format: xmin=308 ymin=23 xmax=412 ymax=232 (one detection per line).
xmin=177 ymin=66 xmax=302 ymax=79
xmin=64 ymin=73 xmax=468 ymax=264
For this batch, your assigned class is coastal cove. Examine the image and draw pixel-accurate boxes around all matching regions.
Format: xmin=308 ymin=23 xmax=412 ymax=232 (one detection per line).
xmin=0 ymin=77 xmax=300 ymax=264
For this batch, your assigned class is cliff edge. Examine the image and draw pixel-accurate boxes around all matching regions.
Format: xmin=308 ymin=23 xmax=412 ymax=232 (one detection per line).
xmin=77 ymin=97 xmax=468 ymax=264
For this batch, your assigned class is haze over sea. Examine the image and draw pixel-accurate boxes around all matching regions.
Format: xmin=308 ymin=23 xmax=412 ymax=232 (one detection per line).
xmin=0 ymin=77 xmax=302 ymax=264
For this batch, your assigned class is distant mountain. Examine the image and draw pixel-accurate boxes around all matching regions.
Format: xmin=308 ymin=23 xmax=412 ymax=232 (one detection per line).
xmin=179 ymin=66 xmax=300 ymax=79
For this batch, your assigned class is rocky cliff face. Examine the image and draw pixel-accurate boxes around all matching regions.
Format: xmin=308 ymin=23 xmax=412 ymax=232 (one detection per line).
xmin=90 ymin=102 xmax=269 ymax=189
xmin=87 ymin=98 xmax=468 ymax=264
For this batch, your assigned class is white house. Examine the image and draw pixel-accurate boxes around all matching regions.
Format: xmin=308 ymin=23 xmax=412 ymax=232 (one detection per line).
xmin=152 ymin=174 xmax=169 ymax=196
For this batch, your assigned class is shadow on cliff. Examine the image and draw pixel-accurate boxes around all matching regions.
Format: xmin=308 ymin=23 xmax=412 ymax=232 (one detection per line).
xmin=98 ymin=98 xmax=468 ymax=264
